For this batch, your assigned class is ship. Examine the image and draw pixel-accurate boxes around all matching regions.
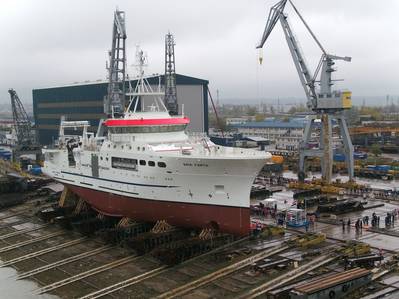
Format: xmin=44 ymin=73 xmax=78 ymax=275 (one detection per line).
xmin=42 ymin=52 xmax=270 ymax=236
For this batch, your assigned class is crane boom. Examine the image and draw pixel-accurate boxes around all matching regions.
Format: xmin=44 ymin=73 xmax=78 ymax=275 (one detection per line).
xmin=257 ymin=0 xmax=317 ymax=109
xmin=257 ymin=0 xmax=352 ymax=112
xmin=257 ymin=0 xmax=355 ymax=184
xmin=8 ymin=89 xmax=35 ymax=146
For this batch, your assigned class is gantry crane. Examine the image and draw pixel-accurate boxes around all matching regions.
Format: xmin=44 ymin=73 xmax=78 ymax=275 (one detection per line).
xmin=104 ymin=9 xmax=127 ymax=117
xmin=257 ymin=0 xmax=354 ymax=183
xmin=164 ymin=32 xmax=178 ymax=115
xmin=8 ymin=89 xmax=41 ymax=161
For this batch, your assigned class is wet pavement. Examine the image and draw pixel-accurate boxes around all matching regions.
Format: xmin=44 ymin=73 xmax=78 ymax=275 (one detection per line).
xmin=254 ymin=189 xmax=399 ymax=252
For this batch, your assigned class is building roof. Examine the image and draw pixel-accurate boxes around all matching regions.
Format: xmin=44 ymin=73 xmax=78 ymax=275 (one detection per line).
xmin=34 ymin=73 xmax=208 ymax=90
xmin=233 ymin=119 xmax=306 ymax=129
xmin=242 ymin=136 xmax=269 ymax=142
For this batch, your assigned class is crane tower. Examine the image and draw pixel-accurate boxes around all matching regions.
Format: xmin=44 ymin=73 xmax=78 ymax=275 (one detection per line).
xmin=8 ymin=89 xmax=41 ymax=161
xmin=164 ymin=32 xmax=178 ymax=115
xmin=257 ymin=0 xmax=354 ymax=183
xmin=104 ymin=9 xmax=127 ymax=117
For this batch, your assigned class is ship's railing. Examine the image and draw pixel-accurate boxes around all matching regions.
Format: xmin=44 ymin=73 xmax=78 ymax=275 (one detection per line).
xmin=187 ymin=132 xmax=208 ymax=143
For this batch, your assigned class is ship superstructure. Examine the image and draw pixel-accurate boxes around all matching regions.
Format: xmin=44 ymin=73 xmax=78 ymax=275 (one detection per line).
xmin=43 ymin=48 xmax=270 ymax=236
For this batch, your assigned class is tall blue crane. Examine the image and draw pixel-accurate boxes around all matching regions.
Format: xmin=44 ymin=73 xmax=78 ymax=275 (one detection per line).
xmin=257 ymin=0 xmax=354 ymax=183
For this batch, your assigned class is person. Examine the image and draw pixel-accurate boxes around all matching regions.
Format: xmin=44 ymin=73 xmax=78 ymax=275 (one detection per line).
xmin=360 ymin=219 xmax=363 ymax=230
xmin=341 ymin=219 xmax=345 ymax=230
xmin=347 ymin=219 xmax=351 ymax=228
xmin=377 ymin=216 xmax=380 ymax=227
xmin=256 ymin=222 xmax=262 ymax=235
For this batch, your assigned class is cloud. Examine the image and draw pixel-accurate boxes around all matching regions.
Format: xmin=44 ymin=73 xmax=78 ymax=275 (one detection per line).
xmin=0 ymin=0 xmax=398 ymax=105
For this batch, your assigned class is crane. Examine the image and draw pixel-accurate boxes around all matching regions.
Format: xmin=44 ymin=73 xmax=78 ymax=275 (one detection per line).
xmin=257 ymin=0 xmax=354 ymax=183
xmin=104 ymin=9 xmax=127 ymax=117
xmin=8 ymin=89 xmax=41 ymax=162
xmin=164 ymin=32 xmax=178 ymax=115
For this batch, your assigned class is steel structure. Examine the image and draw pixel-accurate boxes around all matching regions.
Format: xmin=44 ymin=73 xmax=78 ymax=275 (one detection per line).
xmin=164 ymin=32 xmax=178 ymax=115
xmin=257 ymin=0 xmax=354 ymax=183
xmin=9 ymin=89 xmax=35 ymax=147
xmin=9 ymin=89 xmax=41 ymax=160
xmin=104 ymin=9 xmax=127 ymax=117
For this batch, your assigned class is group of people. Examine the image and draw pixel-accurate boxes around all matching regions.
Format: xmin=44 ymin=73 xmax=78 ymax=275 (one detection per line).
xmin=251 ymin=202 xmax=278 ymax=218
xmin=341 ymin=216 xmax=371 ymax=231
xmin=340 ymin=210 xmax=399 ymax=231
xmin=384 ymin=211 xmax=396 ymax=227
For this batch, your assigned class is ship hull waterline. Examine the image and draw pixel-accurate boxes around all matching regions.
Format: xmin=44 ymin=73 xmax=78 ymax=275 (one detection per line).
xmin=66 ymin=184 xmax=251 ymax=236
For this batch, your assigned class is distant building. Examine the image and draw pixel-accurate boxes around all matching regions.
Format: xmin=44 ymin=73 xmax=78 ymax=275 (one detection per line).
xmin=233 ymin=118 xmax=307 ymax=151
xmin=225 ymin=117 xmax=248 ymax=126
xmin=33 ymin=74 xmax=209 ymax=145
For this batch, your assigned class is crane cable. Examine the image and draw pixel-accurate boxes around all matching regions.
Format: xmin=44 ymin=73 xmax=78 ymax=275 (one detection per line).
xmin=207 ymin=87 xmax=224 ymax=138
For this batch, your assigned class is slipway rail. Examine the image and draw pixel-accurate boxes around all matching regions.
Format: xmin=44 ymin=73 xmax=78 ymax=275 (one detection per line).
xmin=77 ymin=236 xmax=252 ymax=299
xmin=0 ymin=224 xmax=48 ymax=240
xmin=157 ymin=245 xmax=290 ymax=299
xmin=238 ymin=253 xmax=338 ymax=299
xmin=78 ymin=266 xmax=168 ymax=299
xmin=1 ymin=237 xmax=87 ymax=268
xmin=18 ymin=245 xmax=114 ymax=279
xmin=36 ymin=255 xmax=139 ymax=294
xmin=0 ymin=231 xmax=65 ymax=253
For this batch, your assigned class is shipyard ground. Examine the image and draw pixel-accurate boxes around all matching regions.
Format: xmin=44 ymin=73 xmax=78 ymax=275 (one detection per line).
xmin=1 ymin=183 xmax=399 ymax=298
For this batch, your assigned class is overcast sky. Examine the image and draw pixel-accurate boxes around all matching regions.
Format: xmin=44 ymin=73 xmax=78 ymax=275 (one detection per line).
xmin=0 ymin=0 xmax=398 ymax=105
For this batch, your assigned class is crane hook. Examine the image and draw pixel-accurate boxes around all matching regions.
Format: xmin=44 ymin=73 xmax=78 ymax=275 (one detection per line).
xmin=258 ymin=49 xmax=263 ymax=65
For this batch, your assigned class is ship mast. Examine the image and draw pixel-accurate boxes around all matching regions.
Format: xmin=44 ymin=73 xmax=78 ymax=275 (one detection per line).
xmin=126 ymin=47 xmax=167 ymax=114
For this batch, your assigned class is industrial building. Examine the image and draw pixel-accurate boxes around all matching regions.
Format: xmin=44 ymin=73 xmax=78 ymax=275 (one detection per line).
xmin=233 ymin=118 xmax=307 ymax=151
xmin=33 ymin=74 xmax=209 ymax=145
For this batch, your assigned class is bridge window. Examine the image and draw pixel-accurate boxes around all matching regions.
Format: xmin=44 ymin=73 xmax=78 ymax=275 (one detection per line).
xmin=109 ymin=124 xmax=187 ymax=134
xmin=139 ymin=160 xmax=146 ymax=166
xmin=111 ymin=157 xmax=137 ymax=171
xmin=148 ymin=161 xmax=155 ymax=167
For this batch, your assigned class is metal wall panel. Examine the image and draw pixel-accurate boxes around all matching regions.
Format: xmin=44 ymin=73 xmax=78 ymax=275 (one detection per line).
xmin=33 ymin=74 xmax=208 ymax=145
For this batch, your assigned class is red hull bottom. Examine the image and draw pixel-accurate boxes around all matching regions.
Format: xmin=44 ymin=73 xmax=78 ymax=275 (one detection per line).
xmin=66 ymin=185 xmax=250 ymax=236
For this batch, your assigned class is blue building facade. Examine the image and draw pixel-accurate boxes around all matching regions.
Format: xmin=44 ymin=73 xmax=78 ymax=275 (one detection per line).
xmin=33 ymin=74 xmax=208 ymax=145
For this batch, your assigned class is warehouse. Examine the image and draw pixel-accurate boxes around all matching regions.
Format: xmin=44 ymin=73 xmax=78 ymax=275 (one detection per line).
xmin=233 ymin=118 xmax=307 ymax=151
xmin=33 ymin=74 xmax=209 ymax=145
